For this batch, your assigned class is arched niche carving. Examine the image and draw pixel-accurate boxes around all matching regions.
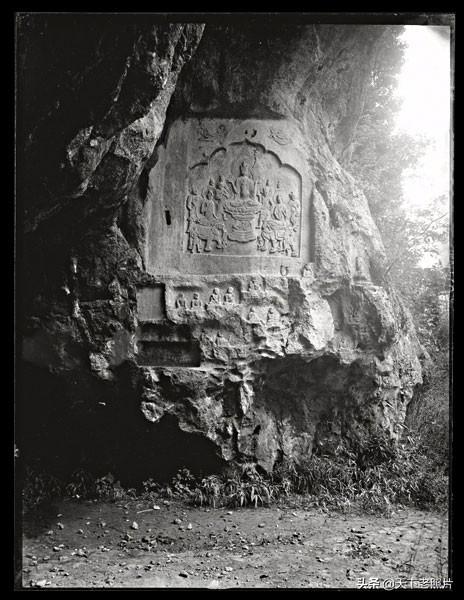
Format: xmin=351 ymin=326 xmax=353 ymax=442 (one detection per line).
xmin=146 ymin=118 xmax=313 ymax=276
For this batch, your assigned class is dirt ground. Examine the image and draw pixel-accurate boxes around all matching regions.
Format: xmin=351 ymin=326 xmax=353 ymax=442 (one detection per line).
xmin=20 ymin=497 xmax=449 ymax=589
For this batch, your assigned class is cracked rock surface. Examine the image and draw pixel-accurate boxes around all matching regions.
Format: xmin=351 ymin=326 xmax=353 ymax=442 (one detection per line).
xmin=18 ymin=18 xmax=423 ymax=479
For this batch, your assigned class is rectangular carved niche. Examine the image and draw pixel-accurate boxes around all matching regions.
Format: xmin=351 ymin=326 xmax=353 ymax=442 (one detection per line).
xmin=137 ymin=285 xmax=166 ymax=322
xmin=135 ymin=322 xmax=201 ymax=367
xmin=146 ymin=118 xmax=313 ymax=276
xmin=136 ymin=341 xmax=201 ymax=367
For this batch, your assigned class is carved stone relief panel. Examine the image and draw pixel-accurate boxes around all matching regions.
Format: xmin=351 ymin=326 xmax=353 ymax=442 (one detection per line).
xmin=185 ymin=142 xmax=301 ymax=257
xmin=146 ymin=119 xmax=313 ymax=276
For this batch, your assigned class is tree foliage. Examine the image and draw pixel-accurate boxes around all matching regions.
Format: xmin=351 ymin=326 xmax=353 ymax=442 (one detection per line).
xmin=350 ymin=26 xmax=450 ymax=358
xmin=349 ymin=28 xmax=451 ymax=478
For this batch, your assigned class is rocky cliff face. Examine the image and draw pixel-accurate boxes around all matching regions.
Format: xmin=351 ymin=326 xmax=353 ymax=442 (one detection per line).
xmin=18 ymin=18 xmax=423 ymax=482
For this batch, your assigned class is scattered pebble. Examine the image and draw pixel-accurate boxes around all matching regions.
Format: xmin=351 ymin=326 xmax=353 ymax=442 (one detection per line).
xmin=57 ymin=522 xmax=64 ymax=530
xmin=179 ymin=571 xmax=189 ymax=578
xmin=153 ymin=505 xmax=161 ymax=510
xmin=187 ymin=523 xmax=193 ymax=530
xmin=224 ymin=566 xmax=233 ymax=572
xmin=131 ymin=522 xmax=139 ymax=530
xmin=258 ymin=523 xmax=265 ymax=528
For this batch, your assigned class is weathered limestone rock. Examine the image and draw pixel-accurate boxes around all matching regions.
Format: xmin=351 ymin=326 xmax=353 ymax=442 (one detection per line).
xmin=18 ymin=19 xmax=423 ymax=479
xmin=18 ymin=15 xmax=205 ymax=233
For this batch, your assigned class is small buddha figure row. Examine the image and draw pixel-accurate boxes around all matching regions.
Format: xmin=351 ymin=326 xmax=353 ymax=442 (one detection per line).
xmin=247 ymin=268 xmax=288 ymax=292
xmin=175 ymin=287 xmax=236 ymax=310
xmin=246 ymin=264 xmax=313 ymax=293
xmin=174 ymin=263 xmax=315 ymax=313
xmin=174 ymin=289 xmax=281 ymax=327
xmin=248 ymin=305 xmax=281 ymax=327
